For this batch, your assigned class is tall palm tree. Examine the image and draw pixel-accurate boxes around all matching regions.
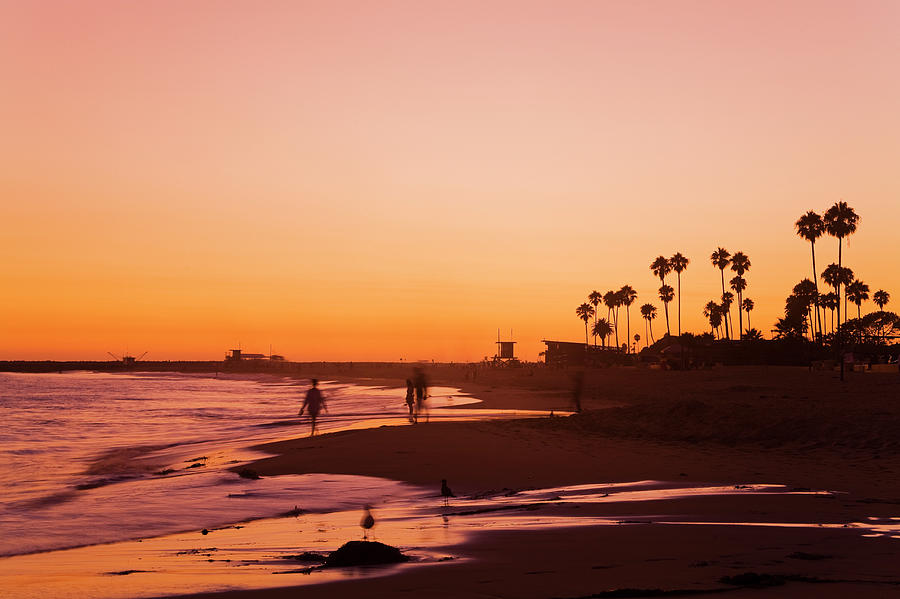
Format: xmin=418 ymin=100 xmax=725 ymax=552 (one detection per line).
xmin=839 ymin=266 xmax=854 ymax=319
xmin=619 ymin=285 xmax=637 ymax=353
xmin=795 ymin=210 xmax=825 ymax=341
xmin=721 ymin=291 xmax=735 ymax=339
xmin=729 ymin=276 xmax=748 ymax=336
xmin=588 ymin=290 xmax=603 ymax=345
xmin=742 ymin=298 xmax=754 ymax=332
xmin=703 ymin=301 xmax=722 ymax=338
xmin=729 ymin=251 xmax=751 ymax=339
xmin=669 ymin=252 xmax=689 ymax=337
xmin=846 ymin=280 xmax=870 ymax=319
xmin=821 ymin=291 xmax=838 ymax=334
xmin=603 ymin=290 xmax=617 ymax=342
xmin=650 ymin=256 xmax=672 ymax=335
xmin=640 ymin=303 xmax=657 ymax=345
xmin=612 ymin=291 xmax=623 ymax=350
xmin=575 ymin=303 xmax=595 ymax=345
xmin=873 ymin=289 xmax=890 ymax=311
xmin=710 ymin=248 xmax=732 ymax=339
xmin=823 ymin=201 xmax=860 ymax=329
xmin=588 ymin=290 xmax=602 ymax=323
xmin=592 ymin=318 xmax=612 ymax=348
xmin=821 ymin=264 xmax=842 ymax=335
xmin=658 ymin=284 xmax=674 ymax=336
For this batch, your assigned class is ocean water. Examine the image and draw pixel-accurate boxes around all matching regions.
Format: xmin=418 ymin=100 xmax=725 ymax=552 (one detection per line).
xmin=0 ymin=370 xmax=536 ymax=557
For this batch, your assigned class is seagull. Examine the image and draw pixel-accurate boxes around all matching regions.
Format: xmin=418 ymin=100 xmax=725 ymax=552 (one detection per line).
xmin=441 ymin=479 xmax=455 ymax=506
xmin=360 ymin=505 xmax=375 ymax=540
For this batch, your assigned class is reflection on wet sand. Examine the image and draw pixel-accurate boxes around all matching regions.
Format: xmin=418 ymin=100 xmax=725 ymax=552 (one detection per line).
xmin=3 ymin=478 xmax=895 ymax=599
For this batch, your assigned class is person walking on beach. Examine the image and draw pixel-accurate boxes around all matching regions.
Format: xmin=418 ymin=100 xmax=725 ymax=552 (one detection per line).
xmin=299 ymin=379 xmax=327 ymax=436
xmin=404 ymin=378 xmax=415 ymax=420
xmin=571 ymin=370 xmax=584 ymax=413
xmin=413 ymin=367 xmax=429 ymax=423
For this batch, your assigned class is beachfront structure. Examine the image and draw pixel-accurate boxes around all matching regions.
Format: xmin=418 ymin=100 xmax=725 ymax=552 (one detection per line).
xmin=225 ymin=349 xmax=279 ymax=361
xmin=541 ymin=340 xmax=620 ymax=367
xmin=494 ymin=340 xmax=517 ymax=363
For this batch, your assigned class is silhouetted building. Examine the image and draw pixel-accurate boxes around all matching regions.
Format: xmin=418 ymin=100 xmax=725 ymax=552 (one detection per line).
xmin=541 ymin=340 xmax=619 ymax=367
xmin=225 ymin=349 xmax=269 ymax=361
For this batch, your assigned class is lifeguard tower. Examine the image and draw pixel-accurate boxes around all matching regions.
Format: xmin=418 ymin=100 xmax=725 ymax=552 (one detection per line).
xmin=493 ymin=330 xmax=518 ymax=365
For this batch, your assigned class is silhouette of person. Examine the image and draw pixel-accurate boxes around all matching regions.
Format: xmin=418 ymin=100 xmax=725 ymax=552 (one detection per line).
xmin=299 ymin=378 xmax=327 ymax=436
xmin=405 ymin=378 xmax=415 ymax=419
xmin=571 ymin=370 xmax=584 ymax=413
xmin=413 ymin=367 xmax=429 ymax=423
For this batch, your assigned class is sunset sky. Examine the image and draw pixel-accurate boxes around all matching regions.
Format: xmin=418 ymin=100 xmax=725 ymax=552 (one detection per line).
xmin=2 ymin=1 xmax=899 ymax=361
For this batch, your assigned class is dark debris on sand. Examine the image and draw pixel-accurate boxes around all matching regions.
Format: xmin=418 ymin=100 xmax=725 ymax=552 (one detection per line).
xmin=323 ymin=540 xmax=410 ymax=568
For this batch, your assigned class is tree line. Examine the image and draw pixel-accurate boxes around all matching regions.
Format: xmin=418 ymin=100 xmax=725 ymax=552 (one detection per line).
xmin=574 ymin=201 xmax=891 ymax=352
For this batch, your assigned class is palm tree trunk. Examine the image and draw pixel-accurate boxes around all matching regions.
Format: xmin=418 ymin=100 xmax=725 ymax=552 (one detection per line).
xmin=626 ymin=306 xmax=631 ymax=354
xmin=614 ymin=308 xmax=620 ymax=350
xmin=720 ymin=269 xmax=730 ymax=340
xmin=737 ymin=291 xmax=743 ymax=340
xmin=747 ymin=310 xmax=751 ymax=333
xmin=584 ymin=321 xmax=589 ymax=346
xmin=663 ymin=302 xmax=670 ymax=336
xmin=837 ymin=238 xmax=842 ymax=329
xmin=645 ymin=319 xmax=649 ymax=348
xmin=811 ymin=241 xmax=822 ymax=342
xmin=677 ymin=273 xmax=682 ymax=337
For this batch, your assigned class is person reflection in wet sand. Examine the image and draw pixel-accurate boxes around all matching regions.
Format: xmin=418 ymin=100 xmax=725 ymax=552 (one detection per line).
xmin=298 ymin=378 xmax=327 ymax=436
xmin=405 ymin=378 xmax=415 ymax=420
xmin=413 ymin=367 xmax=429 ymax=423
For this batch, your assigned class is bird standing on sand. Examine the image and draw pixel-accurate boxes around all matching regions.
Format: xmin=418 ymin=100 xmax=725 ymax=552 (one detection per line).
xmin=441 ymin=479 xmax=455 ymax=506
xmin=360 ymin=505 xmax=375 ymax=540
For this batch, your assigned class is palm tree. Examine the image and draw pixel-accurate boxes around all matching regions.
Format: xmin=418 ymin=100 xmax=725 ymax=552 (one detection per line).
xmin=575 ymin=303 xmax=594 ymax=345
xmin=669 ymin=252 xmax=689 ymax=337
xmin=592 ymin=318 xmax=612 ymax=348
xmin=619 ymin=285 xmax=637 ymax=353
xmin=821 ymin=291 xmax=838 ymax=334
xmin=823 ymin=201 xmax=860 ymax=329
xmin=839 ymin=266 xmax=854 ymax=319
xmin=744 ymin=328 xmax=763 ymax=341
xmin=795 ymin=210 xmax=825 ymax=340
xmin=846 ymin=280 xmax=870 ymax=319
xmin=721 ymin=291 xmax=735 ymax=338
xmin=729 ymin=276 xmax=748 ymax=335
xmin=588 ymin=290 xmax=602 ymax=322
xmin=650 ymin=256 xmax=672 ymax=334
xmin=729 ymin=252 xmax=751 ymax=339
xmin=588 ymin=290 xmax=603 ymax=345
xmin=603 ymin=290 xmax=618 ymax=343
xmin=703 ymin=301 xmax=723 ymax=338
xmin=821 ymin=264 xmax=843 ymax=335
xmin=742 ymin=298 xmax=754 ymax=332
xmin=793 ymin=279 xmax=818 ymax=341
xmin=612 ymin=291 xmax=623 ymax=350
xmin=640 ymin=303 xmax=658 ymax=345
xmin=873 ymin=289 xmax=890 ymax=311
xmin=658 ymin=284 xmax=674 ymax=335
xmin=710 ymin=248 xmax=732 ymax=338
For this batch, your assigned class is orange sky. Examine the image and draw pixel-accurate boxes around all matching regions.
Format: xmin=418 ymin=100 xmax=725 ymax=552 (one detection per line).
xmin=2 ymin=1 xmax=899 ymax=361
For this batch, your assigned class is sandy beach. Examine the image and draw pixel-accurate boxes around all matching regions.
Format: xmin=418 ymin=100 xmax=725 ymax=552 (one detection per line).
xmin=155 ymin=365 xmax=900 ymax=598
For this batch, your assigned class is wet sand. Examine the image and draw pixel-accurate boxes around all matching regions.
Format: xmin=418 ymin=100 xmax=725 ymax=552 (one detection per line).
xmin=157 ymin=365 xmax=900 ymax=598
